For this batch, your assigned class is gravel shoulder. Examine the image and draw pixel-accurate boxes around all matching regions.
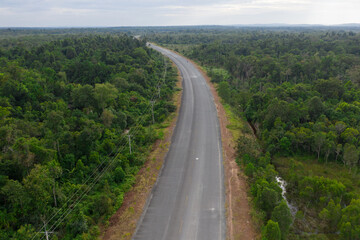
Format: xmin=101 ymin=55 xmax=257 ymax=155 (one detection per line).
xmin=186 ymin=59 xmax=258 ymax=240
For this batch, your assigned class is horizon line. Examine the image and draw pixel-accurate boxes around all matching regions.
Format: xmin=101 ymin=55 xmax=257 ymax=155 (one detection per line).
xmin=1 ymin=23 xmax=360 ymax=29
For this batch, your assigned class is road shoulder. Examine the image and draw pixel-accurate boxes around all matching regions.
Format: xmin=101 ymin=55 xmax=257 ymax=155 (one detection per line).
xmin=186 ymin=59 xmax=258 ymax=240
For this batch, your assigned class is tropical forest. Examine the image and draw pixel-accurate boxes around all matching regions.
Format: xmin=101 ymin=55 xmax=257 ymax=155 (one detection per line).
xmin=0 ymin=32 xmax=178 ymax=239
xmin=2 ymin=26 xmax=360 ymax=240
xmin=148 ymin=27 xmax=360 ymax=239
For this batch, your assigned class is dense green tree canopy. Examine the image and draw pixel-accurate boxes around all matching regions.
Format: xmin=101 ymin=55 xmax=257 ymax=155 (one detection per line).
xmin=0 ymin=34 xmax=177 ymax=239
xmin=148 ymin=27 xmax=360 ymax=239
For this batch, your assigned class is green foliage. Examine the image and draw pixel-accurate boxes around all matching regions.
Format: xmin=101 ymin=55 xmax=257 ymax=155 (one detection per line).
xmin=151 ymin=28 xmax=360 ymax=239
xmin=339 ymin=199 xmax=360 ymax=240
xmin=66 ymin=209 xmax=88 ymax=237
xmin=157 ymin=29 xmax=360 ymax=166
xmin=343 ymin=144 xmax=359 ymax=169
xmin=0 ymin=34 xmax=177 ymax=239
xmin=271 ymin=200 xmax=292 ymax=240
xmin=243 ymin=151 xmax=285 ymax=223
xmin=319 ymin=199 xmax=342 ymax=233
xmin=11 ymin=224 xmax=37 ymax=240
xmin=299 ymin=176 xmax=345 ymax=205
xmin=244 ymin=163 xmax=256 ymax=177
xmin=263 ymin=220 xmax=281 ymax=240
xmin=114 ymin=167 xmax=126 ymax=183
xmin=217 ymin=81 xmax=231 ymax=103
xmin=94 ymin=83 xmax=118 ymax=111
xmin=258 ymin=186 xmax=280 ymax=217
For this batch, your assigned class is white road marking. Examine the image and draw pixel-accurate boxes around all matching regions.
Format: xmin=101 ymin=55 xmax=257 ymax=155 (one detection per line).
xmin=179 ymin=220 xmax=183 ymax=233
xmin=195 ymin=157 xmax=199 ymax=160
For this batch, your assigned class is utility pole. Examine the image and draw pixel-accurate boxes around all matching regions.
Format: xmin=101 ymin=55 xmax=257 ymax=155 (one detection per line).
xmin=124 ymin=129 xmax=131 ymax=154
xmin=40 ymin=223 xmax=53 ymax=240
xmin=150 ymin=101 xmax=155 ymax=124
xmin=128 ymin=134 xmax=132 ymax=154
xmin=157 ymin=84 xmax=161 ymax=98
xmin=162 ymin=56 xmax=167 ymax=84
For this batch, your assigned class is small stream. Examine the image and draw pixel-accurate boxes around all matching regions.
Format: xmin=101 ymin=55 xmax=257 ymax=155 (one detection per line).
xmin=276 ymin=176 xmax=298 ymax=216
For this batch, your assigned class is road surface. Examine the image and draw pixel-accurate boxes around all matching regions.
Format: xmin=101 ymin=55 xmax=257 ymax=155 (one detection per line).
xmin=132 ymin=44 xmax=225 ymax=240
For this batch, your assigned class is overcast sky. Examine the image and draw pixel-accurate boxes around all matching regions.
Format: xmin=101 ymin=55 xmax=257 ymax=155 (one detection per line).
xmin=0 ymin=0 xmax=359 ymax=27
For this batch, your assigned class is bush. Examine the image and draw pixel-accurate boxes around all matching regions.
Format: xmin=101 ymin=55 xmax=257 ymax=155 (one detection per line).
xmin=263 ymin=220 xmax=281 ymax=240
xmin=271 ymin=200 xmax=292 ymax=240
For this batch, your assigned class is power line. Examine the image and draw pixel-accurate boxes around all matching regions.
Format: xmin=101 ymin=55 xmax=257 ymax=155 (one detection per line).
xmin=45 ymin=103 xmax=158 ymax=239
xmin=37 ymin=112 xmax=151 ymax=240
xmin=33 ymin=47 xmax=170 ymax=240
xmin=41 ymin=48 xmax=169 ymax=239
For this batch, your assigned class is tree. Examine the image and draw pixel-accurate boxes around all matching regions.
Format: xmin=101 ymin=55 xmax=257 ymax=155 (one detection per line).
xmin=94 ymin=83 xmax=118 ymax=111
xmin=76 ymin=120 xmax=102 ymax=156
xmin=258 ymin=186 xmax=280 ymax=217
xmin=66 ymin=209 xmax=88 ymax=237
xmin=263 ymin=220 xmax=281 ymax=240
xmin=323 ymin=138 xmax=335 ymax=163
xmin=292 ymin=127 xmax=312 ymax=152
xmin=339 ymin=199 xmax=360 ymax=240
xmin=71 ymin=84 xmax=95 ymax=109
xmin=20 ymin=164 xmax=56 ymax=225
xmin=0 ymin=106 xmax=10 ymax=120
xmin=132 ymin=47 xmax=149 ymax=61
xmin=92 ymin=181 xmax=114 ymax=220
xmin=217 ymin=81 xmax=231 ymax=102
xmin=315 ymin=78 xmax=343 ymax=100
xmin=335 ymin=121 xmax=347 ymax=135
xmin=341 ymin=128 xmax=359 ymax=145
xmin=2 ymin=179 xmax=28 ymax=211
xmin=44 ymin=110 xmax=66 ymax=157
xmin=244 ymin=163 xmax=256 ymax=177
xmin=47 ymin=160 xmax=62 ymax=207
xmin=340 ymin=222 xmax=355 ymax=240
xmin=101 ymin=109 xmax=115 ymax=127
xmin=313 ymin=132 xmax=326 ymax=161
xmin=319 ymin=199 xmax=342 ymax=233
xmin=0 ymin=34 xmax=179 ymax=239
xmin=346 ymin=65 xmax=360 ymax=86
xmin=11 ymin=224 xmax=38 ymax=240
xmin=114 ymin=166 xmax=126 ymax=183
xmin=271 ymin=200 xmax=293 ymax=240
xmin=335 ymin=144 xmax=342 ymax=162
xmin=308 ymin=96 xmax=325 ymax=120
xmin=279 ymin=137 xmax=291 ymax=156
xmin=343 ymin=143 xmax=359 ymax=171
xmin=65 ymin=47 xmax=77 ymax=59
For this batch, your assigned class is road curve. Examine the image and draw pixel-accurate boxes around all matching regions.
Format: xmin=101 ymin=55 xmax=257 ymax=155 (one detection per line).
xmin=132 ymin=44 xmax=225 ymax=240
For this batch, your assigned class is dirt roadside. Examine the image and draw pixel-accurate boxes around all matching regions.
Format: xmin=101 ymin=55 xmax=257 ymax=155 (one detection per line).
xmin=101 ymin=47 xmax=257 ymax=240
xmin=186 ymin=58 xmax=258 ymax=240
xmin=100 ymin=63 xmax=183 ymax=240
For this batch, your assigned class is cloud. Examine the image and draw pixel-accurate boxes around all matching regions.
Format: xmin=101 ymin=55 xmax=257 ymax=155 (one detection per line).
xmin=158 ymin=0 xmax=311 ymax=20
xmin=0 ymin=0 xmax=359 ymax=26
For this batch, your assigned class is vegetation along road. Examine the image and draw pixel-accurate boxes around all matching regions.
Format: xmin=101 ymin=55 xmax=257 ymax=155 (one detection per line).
xmin=132 ymin=44 xmax=226 ymax=240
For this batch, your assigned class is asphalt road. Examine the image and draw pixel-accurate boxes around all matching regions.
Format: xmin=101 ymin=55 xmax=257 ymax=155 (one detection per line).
xmin=132 ymin=44 xmax=225 ymax=240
